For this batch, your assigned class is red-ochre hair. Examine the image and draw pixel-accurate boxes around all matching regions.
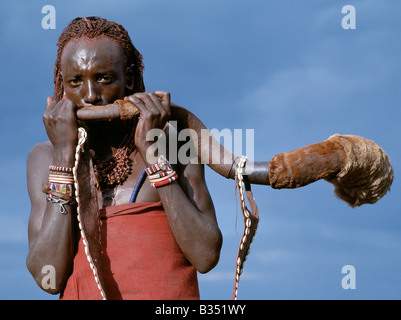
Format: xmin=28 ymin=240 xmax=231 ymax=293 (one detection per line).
xmin=53 ymin=16 xmax=145 ymax=100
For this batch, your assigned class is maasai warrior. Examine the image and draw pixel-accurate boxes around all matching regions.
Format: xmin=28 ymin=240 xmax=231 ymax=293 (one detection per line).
xmin=27 ymin=16 xmax=393 ymax=300
xmin=26 ymin=17 xmax=222 ymax=299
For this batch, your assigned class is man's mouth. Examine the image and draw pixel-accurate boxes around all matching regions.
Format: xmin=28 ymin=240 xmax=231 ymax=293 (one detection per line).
xmin=76 ymin=103 xmax=120 ymax=122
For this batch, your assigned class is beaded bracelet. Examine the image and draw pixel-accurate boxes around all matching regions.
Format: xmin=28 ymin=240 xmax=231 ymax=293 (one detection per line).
xmin=42 ymin=183 xmax=75 ymax=201
xmin=46 ymin=181 xmax=74 ymax=201
xmin=43 ymin=180 xmax=75 ymax=214
xmin=150 ymin=173 xmax=178 ymax=188
xmin=48 ymin=174 xmax=75 ymax=184
xmin=146 ymin=155 xmax=179 ymax=188
xmin=48 ymin=181 xmax=74 ymax=194
xmin=148 ymin=169 xmax=175 ymax=180
xmin=49 ymin=165 xmax=73 ymax=173
xmin=45 ymin=163 xmax=75 ymax=204
xmin=149 ymin=171 xmax=176 ymax=183
xmin=145 ymin=155 xmax=172 ymax=175
xmin=49 ymin=169 xmax=73 ymax=177
xmin=47 ymin=166 xmax=75 ymax=197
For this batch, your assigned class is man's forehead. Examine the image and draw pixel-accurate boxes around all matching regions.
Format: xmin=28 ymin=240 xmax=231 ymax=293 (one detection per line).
xmin=61 ymin=36 xmax=126 ymax=72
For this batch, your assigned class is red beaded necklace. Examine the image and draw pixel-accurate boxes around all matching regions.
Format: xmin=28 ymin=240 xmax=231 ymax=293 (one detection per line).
xmin=93 ymin=121 xmax=136 ymax=191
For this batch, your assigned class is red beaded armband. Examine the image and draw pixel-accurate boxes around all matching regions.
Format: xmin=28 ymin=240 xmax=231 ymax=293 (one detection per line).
xmin=150 ymin=174 xmax=178 ymax=188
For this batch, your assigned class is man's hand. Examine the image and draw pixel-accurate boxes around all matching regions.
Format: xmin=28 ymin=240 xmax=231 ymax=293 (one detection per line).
xmin=125 ymin=91 xmax=171 ymax=165
xmin=42 ymin=96 xmax=78 ymax=166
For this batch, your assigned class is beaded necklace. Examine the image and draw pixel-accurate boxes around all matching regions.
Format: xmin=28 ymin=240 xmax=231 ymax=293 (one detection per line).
xmin=93 ymin=120 xmax=136 ymax=191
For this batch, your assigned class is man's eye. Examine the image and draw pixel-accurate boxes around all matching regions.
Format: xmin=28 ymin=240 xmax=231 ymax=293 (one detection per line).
xmin=98 ymin=76 xmax=113 ymax=83
xmin=69 ymin=79 xmax=82 ymax=86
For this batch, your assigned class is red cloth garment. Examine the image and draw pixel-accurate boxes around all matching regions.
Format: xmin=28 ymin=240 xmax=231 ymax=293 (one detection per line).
xmin=60 ymin=201 xmax=200 ymax=300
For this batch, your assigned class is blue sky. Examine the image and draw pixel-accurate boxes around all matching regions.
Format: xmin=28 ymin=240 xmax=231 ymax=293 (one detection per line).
xmin=0 ymin=0 xmax=400 ymax=300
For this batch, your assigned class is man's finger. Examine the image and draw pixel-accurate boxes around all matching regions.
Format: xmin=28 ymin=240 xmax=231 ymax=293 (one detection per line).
xmin=45 ymin=97 xmax=57 ymax=113
xmin=125 ymin=94 xmax=150 ymax=117
xmin=154 ymin=91 xmax=171 ymax=117
xmin=154 ymin=91 xmax=171 ymax=108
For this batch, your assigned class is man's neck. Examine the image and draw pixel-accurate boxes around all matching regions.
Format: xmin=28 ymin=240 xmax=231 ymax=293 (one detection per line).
xmin=80 ymin=119 xmax=132 ymax=160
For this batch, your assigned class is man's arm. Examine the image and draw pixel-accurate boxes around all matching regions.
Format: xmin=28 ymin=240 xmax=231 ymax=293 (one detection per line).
xmin=26 ymin=141 xmax=76 ymax=294
xmin=159 ymin=161 xmax=222 ymax=273
xmin=127 ymin=91 xmax=222 ymax=273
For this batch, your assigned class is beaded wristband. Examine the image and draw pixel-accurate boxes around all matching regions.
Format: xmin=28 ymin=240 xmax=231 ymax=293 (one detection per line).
xmin=49 ymin=165 xmax=73 ymax=173
xmin=49 ymin=169 xmax=74 ymax=177
xmin=47 ymin=181 xmax=74 ymax=200
xmin=149 ymin=171 xmax=177 ymax=183
xmin=43 ymin=184 xmax=75 ymax=201
xmin=145 ymin=155 xmax=172 ymax=175
xmin=49 ymin=174 xmax=75 ymax=184
xmin=150 ymin=173 xmax=178 ymax=188
xmin=148 ymin=169 xmax=175 ymax=180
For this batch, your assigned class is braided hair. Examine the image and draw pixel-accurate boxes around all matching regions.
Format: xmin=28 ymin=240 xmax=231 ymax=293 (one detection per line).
xmin=53 ymin=16 xmax=145 ymax=100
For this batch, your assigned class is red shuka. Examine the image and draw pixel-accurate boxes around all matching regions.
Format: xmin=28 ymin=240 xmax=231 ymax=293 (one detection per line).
xmin=60 ymin=201 xmax=200 ymax=300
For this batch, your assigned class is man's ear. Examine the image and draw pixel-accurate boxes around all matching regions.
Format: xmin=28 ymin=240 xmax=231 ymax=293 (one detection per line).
xmin=125 ymin=64 xmax=135 ymax=91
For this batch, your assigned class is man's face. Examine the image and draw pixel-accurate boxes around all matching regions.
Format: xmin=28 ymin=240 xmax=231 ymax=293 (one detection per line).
xmin=61 ymin=36 xmax=132 ymax=108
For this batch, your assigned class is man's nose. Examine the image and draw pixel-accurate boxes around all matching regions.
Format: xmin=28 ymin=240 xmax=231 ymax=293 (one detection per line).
xmin=83 ymin=80 xmax=101 ymax=105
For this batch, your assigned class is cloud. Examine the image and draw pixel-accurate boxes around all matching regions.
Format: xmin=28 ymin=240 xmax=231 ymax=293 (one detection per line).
xmin=235 ymin=9 xmax=400 ymax=154
xmin=243 ymin=66 xmax=356 ymax=114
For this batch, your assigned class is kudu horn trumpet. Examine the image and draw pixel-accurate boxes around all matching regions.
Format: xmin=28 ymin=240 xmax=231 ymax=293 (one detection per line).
xmin=77 ymin=99 xmax=393 ymax=207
